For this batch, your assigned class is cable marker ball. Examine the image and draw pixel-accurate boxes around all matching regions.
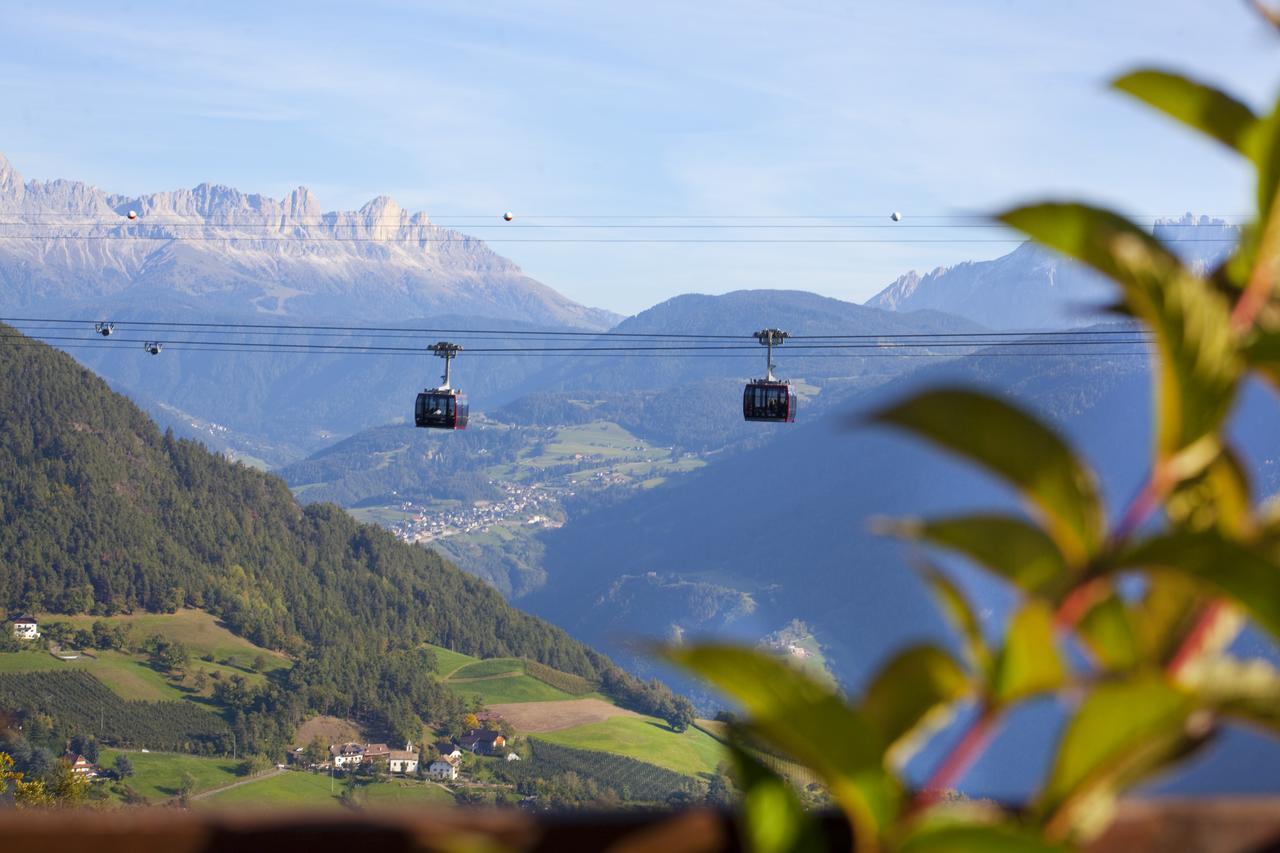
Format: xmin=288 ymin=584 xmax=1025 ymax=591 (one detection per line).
xmin=503 ymin=211 xmax=514 ymax=221
xmin=890 ymin=211 xmax=902 ymax=222
xmin=127 ymin=210 xmax=138 ymax=220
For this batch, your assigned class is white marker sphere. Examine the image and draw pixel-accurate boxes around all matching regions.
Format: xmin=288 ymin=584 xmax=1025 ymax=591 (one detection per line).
xmin=127 ymin=210 xmax=138 ymax=220
xmin=503 ymin=211 xmax=514 ymax=221
xmin=890 ymin=211 xmax=902 ymax=222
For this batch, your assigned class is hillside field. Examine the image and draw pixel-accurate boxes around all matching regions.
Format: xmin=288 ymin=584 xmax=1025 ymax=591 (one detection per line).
xmin=99 ymin=749 xmax=242 ymax=802
xmin=0 ymin=650 xmax=194 ymax=703
xmin=440 ymin=655 xmax=593 ymax=705
xmin=487 ymin=698 xmax=638 ymax=733
xmin=448 ymin=673 xmax=575 ymax=705
xmin=536 ymin=715 xmax=725 ymax=779
xmin=423 ymin=643 xmax=479 ymax=677
xmin=43 ymin=609 xmax=291 ymax=673
xmin=1 ymin=610 xmax=290 ymax=708
xmin=200 ymin=769 xmax=455 ymax=808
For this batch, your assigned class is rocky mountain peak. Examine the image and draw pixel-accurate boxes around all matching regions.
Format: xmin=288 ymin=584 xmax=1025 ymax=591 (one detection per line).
xmin=871 ymin=270 xmax=922 ymax=311
xmin=285 ymin=186 xmax=320 ymax=218
xmin=0 ymin=152 xmax=20 ymax=200
xmin=358 ymin=194 xmax=406 ymax=231
xmin=0 ymin=151 xmax=619 ymax=329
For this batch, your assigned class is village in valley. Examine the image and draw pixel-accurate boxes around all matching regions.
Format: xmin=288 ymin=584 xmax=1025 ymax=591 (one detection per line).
xmin=389 ymin=481 xmax=564 ymax=545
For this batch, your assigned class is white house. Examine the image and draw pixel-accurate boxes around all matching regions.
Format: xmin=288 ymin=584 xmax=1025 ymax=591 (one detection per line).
xmin=388 ymin=744 xmax=419 ymax=775
xmin=329 ymin=742 xmax=365 ymax=769
xmin=505 ymin=752 xmax=520 ymax=762
xmin=63 ymin=753 xmax=97 ymax=778
xmin=427 ymin=755 xmax=459 ymax=782
xmin=12 ymin=616 xmax=39 ymax=641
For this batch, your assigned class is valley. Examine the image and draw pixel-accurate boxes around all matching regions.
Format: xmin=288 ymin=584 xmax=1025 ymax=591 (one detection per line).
xmin=0 ymin=148 xmax=1273 ymax=813
xmin=292 ymin=419 xmax=706 ymax=595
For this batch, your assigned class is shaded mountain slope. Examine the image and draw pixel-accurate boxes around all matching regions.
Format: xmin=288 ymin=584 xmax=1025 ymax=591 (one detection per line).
xmin=0 ymin=325 xmax=685 ymax=740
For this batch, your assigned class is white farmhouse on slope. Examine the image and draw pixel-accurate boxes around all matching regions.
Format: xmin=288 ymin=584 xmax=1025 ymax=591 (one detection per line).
xmin=12 ymin=616 xmax=39 ymax=640
xmin=427 ymin=755 xmax=460 ymax=781
xmin=329 ymin=742 xmax=365 ymax=769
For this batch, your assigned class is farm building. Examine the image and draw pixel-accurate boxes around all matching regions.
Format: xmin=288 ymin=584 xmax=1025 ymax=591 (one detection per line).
xmin=427 ymin=755 xmax=460 ymax=781
xmin=12 ymin=616 xmax=39 ymax=640
xmin=63 ymin=753 xmax=97 ymax=778
xmin=329 ymin=743 xmax=365 ymax=769
xmin=457 ymin=729 xmax=505 ymax=755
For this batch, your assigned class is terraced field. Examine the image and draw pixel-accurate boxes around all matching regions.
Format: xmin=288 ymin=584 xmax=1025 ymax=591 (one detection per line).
xmin=440 ymin=656 xmax=580 ymax=705
xmin=448 ymin=672 xmax=575 ymax=705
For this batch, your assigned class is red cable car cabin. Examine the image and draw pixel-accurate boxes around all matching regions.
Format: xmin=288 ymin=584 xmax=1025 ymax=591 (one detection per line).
xmin=742 ymin=381 xmax=795 ymax=422
xmin=415 ymin=390 xmax=469 ymax=430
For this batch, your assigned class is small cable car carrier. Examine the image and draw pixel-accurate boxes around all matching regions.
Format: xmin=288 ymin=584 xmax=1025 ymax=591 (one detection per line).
xmin=415 ymin=341 xmax=470 ymax=430
xmin=743 ymin=328 xmax=795 ymax=423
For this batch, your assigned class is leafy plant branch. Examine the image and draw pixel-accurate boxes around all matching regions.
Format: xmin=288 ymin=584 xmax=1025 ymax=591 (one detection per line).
xmin=659 ymin=30 xmax=1280 ymax=853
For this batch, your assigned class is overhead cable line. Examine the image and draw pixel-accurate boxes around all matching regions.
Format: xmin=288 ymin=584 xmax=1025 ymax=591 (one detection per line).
xmin=0 ymin=331 xmax=1154 ymax=354
xmin=0 ymin=338 xmax=1151 ymax=360
xmin=0 ymin=315 xmax=1149 ymax=341
xmin=0 ymin=212 xmax=1249 ymax=221
xmin=0 ymin=234 xmax=1239 ymax=245
xmin=0 ymin=220 xmax=1241 ymax=230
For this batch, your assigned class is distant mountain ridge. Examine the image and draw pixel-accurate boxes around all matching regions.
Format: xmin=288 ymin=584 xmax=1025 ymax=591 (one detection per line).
xmin=867 ymin=214 xmax=1237 ymax=329
xmin=0 ymin=152 xmax=617 ymax=328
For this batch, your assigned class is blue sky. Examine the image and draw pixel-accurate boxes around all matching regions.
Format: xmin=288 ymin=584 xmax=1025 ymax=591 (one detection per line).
xmin=2 ymin=1 xmax=1278 ymax=315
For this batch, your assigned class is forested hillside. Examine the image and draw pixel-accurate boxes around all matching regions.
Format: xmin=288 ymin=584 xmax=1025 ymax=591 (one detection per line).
xmin=0 ymin=326 xmax=687 ymax=750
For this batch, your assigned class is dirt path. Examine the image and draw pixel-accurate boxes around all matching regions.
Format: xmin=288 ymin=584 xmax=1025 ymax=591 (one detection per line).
xmin=191 ymin=768 xmax=286 ymax=801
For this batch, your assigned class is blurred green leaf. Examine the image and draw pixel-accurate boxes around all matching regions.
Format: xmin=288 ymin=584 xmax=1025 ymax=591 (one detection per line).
xmin=992 ymin=601 xmax=1065 ymax=704
xmin=999 ymin=203 xmax=1239 ymax=473
xmin=891 ymin=515 xmax=1072 ymax=596
xmin=660 ymin=644 xmax=899 ymax=832
xmin=1000 ymin=203 xmax=1183 ymax=292
xmin=1165 ymin=449 xmax=1253 ymax=537
xmin=1134 ymin=574 xmax=1204 ymax=666
xmin=1038 ymin=676 xmax=1197 ymax=839
xmin=728 ymin=740 xmax=824 ymax=853
xmin=1181 ymin=655 xmax=1280 ymax=733
xmin=1116 ymin=531 xmax=1280 ymax=640
xmin=860 ymin=644 xmax=969 ymax=764
xmin=1077 ymin=592 xmax=1140 ymax=672
xmin=1212 ymin=222 xmax=1260 ymax=293
xmin=870 ymin=389 xmax=1102 ymax=564
xmin=1112 ymin=70 xmax=1258 ymax=155
xmin=918 ymin=564 xmax=990 ymax=675
xmin=900 ymin=822 xmax=1068 ymax=853
xmin=1250 ymin=104 xmax=1280 ymax=221
xmin=1246 ymin=329 xmax=1280 ymax=390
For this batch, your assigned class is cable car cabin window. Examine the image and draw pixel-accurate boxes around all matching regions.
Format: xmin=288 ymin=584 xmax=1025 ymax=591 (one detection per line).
xmin=415 ymin=392 xmax=469 ymax=430
xmin=743 ymin=382 xmax=795 ymax=422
